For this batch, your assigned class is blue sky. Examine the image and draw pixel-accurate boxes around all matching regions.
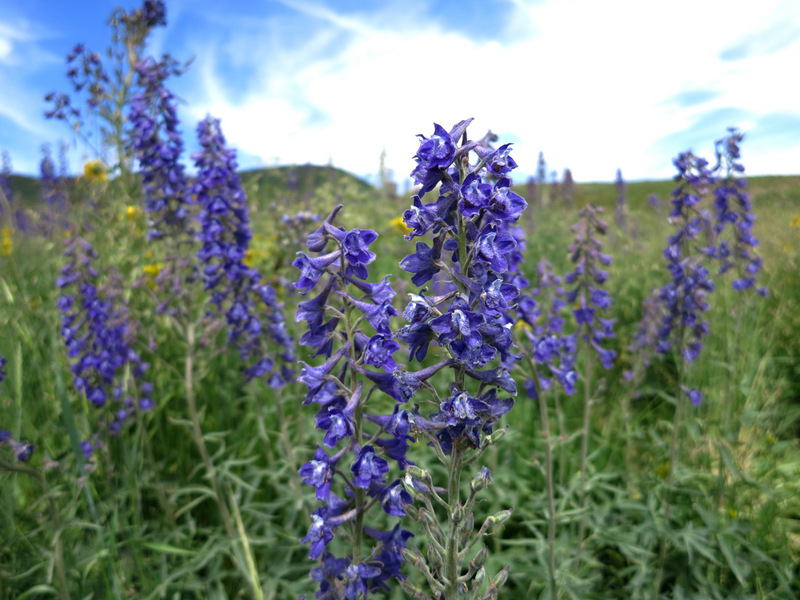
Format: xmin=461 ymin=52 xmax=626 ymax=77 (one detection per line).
xmin=1 ymin=0 xmax=798 ymax=186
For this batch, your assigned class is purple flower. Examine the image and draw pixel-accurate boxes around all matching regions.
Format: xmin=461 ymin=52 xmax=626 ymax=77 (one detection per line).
xmin=193 ymin=115 xmax=295 ymax=384
xmin=399 ymin=238 xmax=444 ymax=287
xmin=299 ymin=445 xmax=337 ymax=501
xmin=58 ymin=237 xmax=152 ymax=447
xmin=380 ymin=480 xmax=413 ymax=516
xmin=351 ymin=445 xmax=389 ymax=488
xmin=293 ymin=250 xmax=342 ymax=294
xmin=129 ymin=56 xmax=193 ymax=242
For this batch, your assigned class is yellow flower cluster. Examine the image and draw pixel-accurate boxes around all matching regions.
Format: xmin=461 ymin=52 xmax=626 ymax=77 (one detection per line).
xmin=790 ymin=215 xmax=800 ymax=227
xmin=1 ymin=226 xmax=13 ymax=255
xmin=143 ymin=263 xmax=163 ymax=290
xmin=126 ymin=205 xmax=142 ymax=221
xmin=143 ymin=263 xmax=163 ymax=277
xmin=83 ymin=160 xmax=108 ymax=184
xmin=390 ymin=216 xmax=412 ymax=235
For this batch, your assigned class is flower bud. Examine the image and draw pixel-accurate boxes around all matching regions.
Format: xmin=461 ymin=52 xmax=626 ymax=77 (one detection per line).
xmin=470 ymin=546 xmax=489 ymax=571
xmin=406 ymin=465 xmax=429 ymax=481
xmin=427 ymin=542 xmax=444 ymax=570
xmin=484 ymin=428 xmax=507 ymax=445
xmin=485 ymin=508 xmax=514 ymax=528
xmin=470 ymin=466 xmax=492 ymax=492
xmin=473 ymin=565 xmax=486 ymax=584
xmin=492 ymin=566 xmax=509 ymax=587
xmin=451 ymin=503 xmax=466 ymax=525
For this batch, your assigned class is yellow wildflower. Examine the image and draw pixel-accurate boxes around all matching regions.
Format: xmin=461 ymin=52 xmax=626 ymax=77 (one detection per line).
xmin=727 ymin=508 xmax=738 ymax=519
xmin=126 ymin=205 xmax=141 ymax=220
xmin=390 ymin=216 xmax=412 ymax=235
xmin=143 ymin=263 xmax=163 ymax=277
xmin=513 ymin=320 xmax=532 ymax=334
xmin=1 ymin=226 xmax=13 ymax=255
xmin=790 ymin=215 xmax=800 ymax=227
xmin=83 ymin=160 xmax=108 ymax=184
xmin=243 ymin=248 xmax=254 ymax=267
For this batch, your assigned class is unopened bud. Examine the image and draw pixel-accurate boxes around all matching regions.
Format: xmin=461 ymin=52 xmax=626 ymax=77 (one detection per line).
xmin=470 ymin=546 xmax=489 ymax=571
xmin=491 ymin=566 xmax=509 ymax=588
xmin=471 ymin=466 xmax=493 ymax=492
xmin=451 ymin=503 xmax=466 ymax=525
xmin=485 ymin=508 xmax=514 ymax=528
xmin=404 ymin=504 xmax=420 ymax=520
xmin=418 ymin=507 xmax=438 ymax=527
xmin=427 ymin=542 xmax=444 ymax=570
xmin=485 ymin=428 xmax=507 ymax=445
xmin=406 ymin=465 xmax=429 ymax=481
xmin=474 ymin=566 xmax=486 ymax=584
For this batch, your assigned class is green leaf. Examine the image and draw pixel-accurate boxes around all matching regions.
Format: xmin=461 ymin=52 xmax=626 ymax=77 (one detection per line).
xmin=140 ymin=541 xmax=196 ymax=556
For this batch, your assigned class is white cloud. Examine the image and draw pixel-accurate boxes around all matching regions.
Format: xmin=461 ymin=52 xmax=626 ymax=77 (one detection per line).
xmin=176 ymin=0 xmax=799 ymax=185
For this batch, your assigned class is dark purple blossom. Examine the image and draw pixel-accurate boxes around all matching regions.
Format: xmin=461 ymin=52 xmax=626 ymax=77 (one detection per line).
xmin=192 ymin=115 xmax=294 ymax=385
xmin=351 ymin=445 xmax=389 ymax=488
xmin=129 ymin=56 xmax=193 ymax=241
xmin=57 ymin=237 xmax=152 ymax=452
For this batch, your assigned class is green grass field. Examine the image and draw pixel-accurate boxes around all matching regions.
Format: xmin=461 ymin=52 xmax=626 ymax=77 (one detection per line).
xmin=1 ymin=166 xmax=799 ymax=599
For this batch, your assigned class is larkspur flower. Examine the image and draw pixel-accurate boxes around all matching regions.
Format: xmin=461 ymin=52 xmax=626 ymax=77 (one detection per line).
xmin=192 ymin=115 xmax=294 ymax=385
xmin=298 ymin=121 xmax=524 ymax=598
xmin=654 ymin=151 xmax=717 ymax=362
xmin=0 ymin=151 xmax=12 ymax=208
xmin=564 ymin=204 xmax=616 ymax=369
xmin=709 ymin=128 xmax=767 ymax=296
xmin=129 ymin=55 xmax=193 ymax=241
xmin=57 ymin=236 xmax=152 ymax=453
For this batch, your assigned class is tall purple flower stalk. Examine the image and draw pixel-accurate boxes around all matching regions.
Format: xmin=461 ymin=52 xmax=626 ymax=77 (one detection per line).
xmin=129 ymin=55 xmax=193 ymax=242
xmin=708 ymin=128 xmax=766 ymax=296
xmin=192 ymin=115 xmax=295 ymax=385
xmin=1 ymin=151 xmax=11 ymax=208
xmin=296 ymin=119 xmax=520 ymax=599
xmin=655 ymin=151 xmax=717 ymax=370
xmin=294 ymin=204 xmax=418 ymax=597
xmin=564 ymin=204 xmax=616 ymax=370
xmin=515 ymin=258 xmax=578 ymax=398
xmin=57 ymin=236 xmax=152 ymax=456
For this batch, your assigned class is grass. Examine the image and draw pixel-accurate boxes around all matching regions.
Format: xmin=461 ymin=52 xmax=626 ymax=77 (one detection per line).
xmin=0 ymin=166 xmax=799 ymax=600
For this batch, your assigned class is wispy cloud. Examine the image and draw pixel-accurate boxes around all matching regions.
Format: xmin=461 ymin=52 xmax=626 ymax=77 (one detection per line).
xmin=1 ymin=0 xmax=798 ymax=181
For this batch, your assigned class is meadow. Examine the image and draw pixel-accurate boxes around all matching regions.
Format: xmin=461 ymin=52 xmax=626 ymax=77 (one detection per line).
xmin=2 ymin=2 xmax=800 ymax=599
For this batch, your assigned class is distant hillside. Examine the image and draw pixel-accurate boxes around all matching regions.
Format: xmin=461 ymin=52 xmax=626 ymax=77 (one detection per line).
xmin=3 ymin=164 xmax=375 ymax=209
xmin=3 ymin=166 xmax=797 ymax=214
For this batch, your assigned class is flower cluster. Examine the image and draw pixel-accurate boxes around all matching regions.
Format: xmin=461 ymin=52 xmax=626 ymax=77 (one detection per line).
xmin=294 ymin=204 xmax=419 ymax=596
xmin=707 ymin=129 xmax=766 ymax=295
xmin=129 ymin=55 xmax=193 ymax=241
xmin=515 ymin=258 xmax=578 ymax=398
xmin=45 ymin=0 xmax=168 ymax=147
xmin=398 ymin=119 xmax=522 ymax=595
xmin=192 ymin=115 xmax=295 ymax=385
xmin=1 ymin=150 xmax=12 ymax=207
xmin=57 ymin=236 xmax=152 ymax=453
xmin=655 ymin=151 xmax=717 ymax=365
xmin=564 ymin=204 xmax=616 ymax=370
xmin=295 ymin=120 xmax=523 ymax=597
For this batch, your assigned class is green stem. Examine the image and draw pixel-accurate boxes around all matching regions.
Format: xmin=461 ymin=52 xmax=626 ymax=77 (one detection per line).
xmin=443 ymin=446 xmax=464 ymax=600
xmin=576 ymin=349 xmax=593 ymax=566
xmin=653 ymin=359 xmax=686 ymax=599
